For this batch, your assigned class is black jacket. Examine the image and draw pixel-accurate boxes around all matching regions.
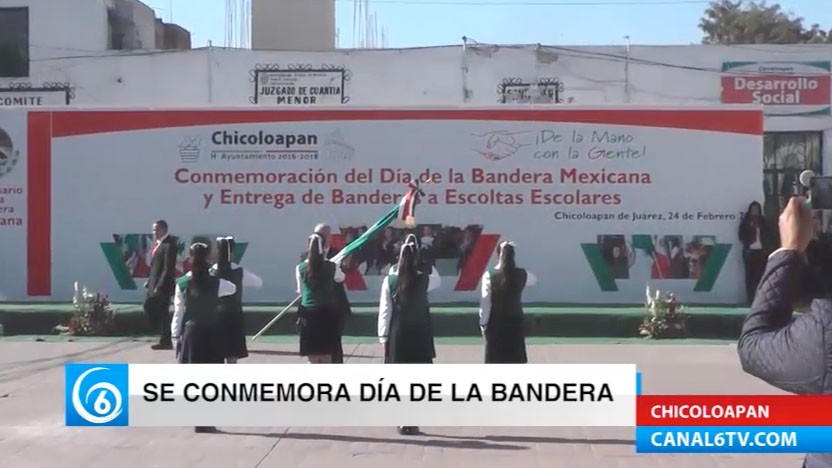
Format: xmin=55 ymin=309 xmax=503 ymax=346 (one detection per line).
xmin=146 ymin=235 xmax=178 ymax=297
xmin=737 ymin=250 xmax=832 ymax=468
xmin=738 ymin=215 xmax=776 ymax=252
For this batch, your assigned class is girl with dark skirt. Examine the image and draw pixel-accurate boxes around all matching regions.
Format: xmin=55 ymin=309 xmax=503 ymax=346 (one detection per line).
xmin=295 ymin=233 xmax=345 ymax=364
xmin=212 ymin=236 xmax=263 ymax=364
xmin=171 ymin=243 xmax=237 ymax=433
xmin=388 ymin=234 xmax=439 ymax=361
xmin=478 ymin=241 xmax=537 ymax=364
xmin=738 ymin=201 xmax=774 ymax=304
xmin=378 ymin=238 xmax=441 ymax=435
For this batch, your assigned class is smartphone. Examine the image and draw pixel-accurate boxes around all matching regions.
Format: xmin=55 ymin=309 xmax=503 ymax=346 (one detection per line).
xmin=810 ymin=176 xmax=832 ymax=210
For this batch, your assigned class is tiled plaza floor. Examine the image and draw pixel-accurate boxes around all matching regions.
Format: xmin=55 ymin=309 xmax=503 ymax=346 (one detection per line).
xmin=0 ymin=340 xmax=803 ymax=468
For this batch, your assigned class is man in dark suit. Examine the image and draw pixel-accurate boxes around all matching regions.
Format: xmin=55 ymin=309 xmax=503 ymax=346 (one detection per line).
xmin=738 ymin=196 xmax=832 ymax=468
xmin=144 ymin=219 xmax=178 ymax=350
xmin=314 ymin=223 xmax=352 ymax=364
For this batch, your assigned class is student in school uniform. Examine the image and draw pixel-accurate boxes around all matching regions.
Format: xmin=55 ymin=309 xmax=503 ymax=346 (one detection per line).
xmin=312 ymin=223 xmax=353 ymax=364
xmin=212 ymin=236 xmax=263 ymax=363
xmin=478 ymin=241 xmax=537 ymax=364
xmin=389 ymin=234 xmax=439 ymax=360
xmin=378 ymin=238 xmax=441 ymax=435
xmin=171 ymin=243 xmax=237 ymax=433
xmin=296 ymin=233 xmax=345 ymax=364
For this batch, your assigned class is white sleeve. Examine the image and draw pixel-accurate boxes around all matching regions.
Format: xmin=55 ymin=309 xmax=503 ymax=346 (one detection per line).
xmin=171 ymin=283 xmax=185 ymax=339
xmin=332 ymin=261 xmax=346 ymax=283
xmin=219 ymin=279 xmax=237 ymax=297
xmin=378 ymin=277 xmax=392 ymax=344
xmin=295 ymin=264 xmax=302 ymax=294
xmin=526 ymin=271 xmax=537 ymax=287
xmin=478 ymin=272 xmax=491 ymax=328
xmin=427 ymin=266 xmax=441 ymax=292
xmin=242 ymin=269 xmax=263 ymax=288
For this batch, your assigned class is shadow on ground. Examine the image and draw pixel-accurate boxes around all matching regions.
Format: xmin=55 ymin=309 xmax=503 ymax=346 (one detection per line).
xmin=248 ymin=349 xmax=377 ymax=359
xmin=216 ymin=430 xmax=633 ymax=449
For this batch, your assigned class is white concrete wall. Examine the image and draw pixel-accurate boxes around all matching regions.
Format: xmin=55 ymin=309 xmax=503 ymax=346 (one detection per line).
xmin=0 ymin=0 xmax=111 ymax=60
xmin=1 ymin=42 xmax=830 ymax=166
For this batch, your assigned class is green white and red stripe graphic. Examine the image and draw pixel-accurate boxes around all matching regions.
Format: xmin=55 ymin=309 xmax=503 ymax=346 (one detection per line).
xmin=333 ymin=230 xmax=501 ymax=292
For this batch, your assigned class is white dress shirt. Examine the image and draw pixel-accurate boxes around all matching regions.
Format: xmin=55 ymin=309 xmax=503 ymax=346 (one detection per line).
xmin=750 ymin=227 xmax=762 ymax=250
xmin=478 ymin=267 xmax=537 ymax=329
xmin=377 ymin=266 xmax=441 ymax=344
xmin=211 ymin=263 xmax=264 ymax=289
xmin=171 ymin=272 xmax=237 ymax=339
xmin=152 ymin=233 xmax=169 ymax=255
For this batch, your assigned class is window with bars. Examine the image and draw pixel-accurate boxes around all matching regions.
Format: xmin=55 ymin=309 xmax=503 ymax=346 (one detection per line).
xmin=762 ymin=132 xmax=823 ymax=225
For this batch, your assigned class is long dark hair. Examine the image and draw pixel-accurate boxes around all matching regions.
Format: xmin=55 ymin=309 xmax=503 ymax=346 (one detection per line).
xmin=216 ymin=236 xmax=235 ymax=277
xmin=188 ymin=243 xmax=211 ymax=296
xmin=496 ymin=242 xmax=517 ymax=290
xmin=306 ymin=234 xmax=326 ymax=289
xmin=395 ymin=242 xmax=419 ymax=300
xmin=744 ymin=201 xmax=762 ymax=221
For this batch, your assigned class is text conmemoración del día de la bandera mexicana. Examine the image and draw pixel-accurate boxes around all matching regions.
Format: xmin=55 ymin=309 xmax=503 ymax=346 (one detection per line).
xmin=174 ymin=168 xmax=653 ymax=187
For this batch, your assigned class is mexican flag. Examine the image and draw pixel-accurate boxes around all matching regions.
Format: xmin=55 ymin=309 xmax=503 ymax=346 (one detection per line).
xmin=251 ymin=181 xmax=424 ymax=341
xmin=331 ymin=181 xmax=422 ymax=263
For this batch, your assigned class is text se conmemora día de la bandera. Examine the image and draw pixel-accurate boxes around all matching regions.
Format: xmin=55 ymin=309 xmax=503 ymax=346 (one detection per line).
xmin=142 ymin=382 xmax=615 ymax=403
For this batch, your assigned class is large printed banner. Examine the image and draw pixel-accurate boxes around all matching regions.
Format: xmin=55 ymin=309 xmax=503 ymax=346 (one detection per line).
xmin=0 ymin=107 xmax=763 ymax=303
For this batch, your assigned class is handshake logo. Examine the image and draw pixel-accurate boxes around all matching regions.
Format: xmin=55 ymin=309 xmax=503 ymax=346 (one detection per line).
xmin=65 ymin=364 xmax=129 ymax=426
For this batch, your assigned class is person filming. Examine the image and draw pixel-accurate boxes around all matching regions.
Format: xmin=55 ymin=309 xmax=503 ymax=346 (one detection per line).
xmin=737 ymin=196 xmax=832 ymax=468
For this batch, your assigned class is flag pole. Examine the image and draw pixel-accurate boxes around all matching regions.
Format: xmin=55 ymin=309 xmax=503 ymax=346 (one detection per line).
xmin=251 ymin=181 xmax=426 ymax=342
xmin=251 ymin=295 xmax=300 ymax=341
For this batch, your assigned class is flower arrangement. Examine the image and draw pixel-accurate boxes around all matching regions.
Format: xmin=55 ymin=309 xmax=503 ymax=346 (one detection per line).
xmin=639 ymin=286 xmax=689 ymax=339
xmin=54 ymin=282 xmax=115 ymax=336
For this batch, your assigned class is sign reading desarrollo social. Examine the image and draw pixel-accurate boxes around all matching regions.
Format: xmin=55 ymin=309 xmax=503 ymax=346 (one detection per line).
xmin=64 ymin=363 xmax=636 ymax=427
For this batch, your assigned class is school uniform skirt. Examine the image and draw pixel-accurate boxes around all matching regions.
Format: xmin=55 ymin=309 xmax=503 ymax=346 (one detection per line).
xmin=484 ymin=318 xmax=527 ymax=364
xmin=297 ymin=304 xmax=339 ymax=356
xmin=220 ymin=300 xmax=248 ymax=359
xmin=178 ymin=320 xmax=225 ymax=364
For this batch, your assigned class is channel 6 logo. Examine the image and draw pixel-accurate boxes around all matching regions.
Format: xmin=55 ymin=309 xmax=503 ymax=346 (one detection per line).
xmin=65 ymin=363 xmax=129 ymax=426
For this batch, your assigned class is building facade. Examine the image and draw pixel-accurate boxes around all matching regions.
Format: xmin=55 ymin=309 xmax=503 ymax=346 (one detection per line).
xmin=0 ymin=0 xmax=190 ymax=75
xmin=0 ymin=10 xmax=829 ymax=222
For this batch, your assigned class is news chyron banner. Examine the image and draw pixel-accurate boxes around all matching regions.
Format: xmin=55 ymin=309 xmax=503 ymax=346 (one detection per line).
xmin=636 ymin=395 xmax=831 ymax=453
xmin=64 ymin=363 xmax=637 ymax=427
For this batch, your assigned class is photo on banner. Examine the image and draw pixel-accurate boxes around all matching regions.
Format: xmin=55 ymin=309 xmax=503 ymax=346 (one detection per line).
xmin=597 ymin=234 xmax=721 ymax=281
xmin=310 ymin=223 xmax=486 ymax=277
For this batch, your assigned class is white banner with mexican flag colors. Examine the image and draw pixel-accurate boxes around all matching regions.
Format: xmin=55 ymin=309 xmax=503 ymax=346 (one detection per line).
xmin=0 ymin=106 xmax=763 ymax=304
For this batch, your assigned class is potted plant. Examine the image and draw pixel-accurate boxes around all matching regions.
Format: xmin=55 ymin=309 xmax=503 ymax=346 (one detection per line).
xmin=639 ymin=286 xmax=689 ymax=339
xmin=54 ymin=282 xmax=116 ymax=336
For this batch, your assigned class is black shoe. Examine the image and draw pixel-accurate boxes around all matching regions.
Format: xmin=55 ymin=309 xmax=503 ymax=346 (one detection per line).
xmin=194 ymin=426 xmax=217 ymax=433
xmin=398 ymin=426 xmax=418 ymax=435
xmin=151 ymin=342 xmax=173 ymax=350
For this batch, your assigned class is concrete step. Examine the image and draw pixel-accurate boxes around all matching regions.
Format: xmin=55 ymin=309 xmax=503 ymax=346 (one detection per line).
xmin=0 ymin=303 xmax=747 ymax=339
